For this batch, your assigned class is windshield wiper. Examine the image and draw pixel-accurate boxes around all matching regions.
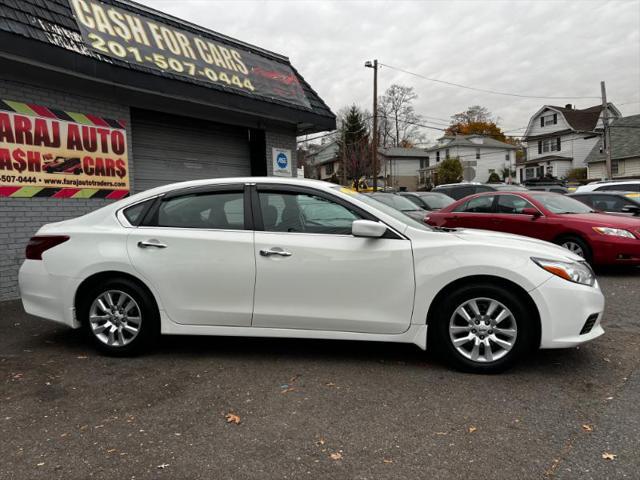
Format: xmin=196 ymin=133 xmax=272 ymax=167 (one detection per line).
xmin=432 ymin=226 xmax=457 ymax=232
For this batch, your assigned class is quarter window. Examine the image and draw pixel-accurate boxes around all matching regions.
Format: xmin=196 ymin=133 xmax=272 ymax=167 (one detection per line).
xmin=154 ymin=191 xmax=244 ymax=229
xmin=259 ymin=192 xmax=361 ymax=235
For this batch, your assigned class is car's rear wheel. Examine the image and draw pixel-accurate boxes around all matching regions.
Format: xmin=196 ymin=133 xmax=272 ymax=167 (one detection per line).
xmin=431 ymin=284 xmax=537 ymax=373
xmin=555 ymin=235 xmax=592 ymax=263
xmin=78 ymin=278 xmax=159 ymax=355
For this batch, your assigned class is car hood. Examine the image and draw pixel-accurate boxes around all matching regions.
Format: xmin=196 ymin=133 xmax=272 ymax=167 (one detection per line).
xmin=451 ymin=228 xmax=583 ymax=262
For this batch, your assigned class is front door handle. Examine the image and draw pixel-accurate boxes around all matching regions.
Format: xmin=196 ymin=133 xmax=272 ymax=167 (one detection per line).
xmin=260 ymin=247 xmax=292 ymax=257
xmin=138 ymin=240 xmax=167 ymax=249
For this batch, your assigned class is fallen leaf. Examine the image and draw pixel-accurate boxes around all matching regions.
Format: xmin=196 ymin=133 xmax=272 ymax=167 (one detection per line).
xmin=281 ymin=387 xmax=296 ymax=394
xmin=36 ymin=462 xmax=45 ymax=467
xmin=157 ymin=463 xmax=170 ymax=469
xmin=582 ymin=424 xmax=593 ymax=432
xmin=325 ymin=382 xmax=336 ymax=387
xmin=107 ymin=449 xmax=116 ymax=453
xmin=383 ymin=458 xmax=393 ymax=464
xmin=602 ymin=452 xmax=617 ymax=461
xmin=468 ymin=426 xmax=477 ymax=433
xmin=225 ymin=413 xmax=241 ymax=424
xmin=330 ymin=452 xmax=343 ymax=461
xmin=435 ymin=432 xmax=448 ymax=436
xmin=316 ymin=438 xmax=325 ymax=446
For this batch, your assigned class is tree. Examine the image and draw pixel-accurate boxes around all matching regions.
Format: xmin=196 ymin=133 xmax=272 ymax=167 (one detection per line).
xmin=377 ymin=84 xmax=425 ymax=147
xmin=337 ymin=105 xmax=371 ymax=187
xmin=445 ymin=105 xmax=506 ymax=141
xmin=487 ymin=172 xmax=502 ymax=183
xmin=437 ymin=157 xmax=463 ymax=185
xmin=499 ymin=166 xmax=515 ymax=182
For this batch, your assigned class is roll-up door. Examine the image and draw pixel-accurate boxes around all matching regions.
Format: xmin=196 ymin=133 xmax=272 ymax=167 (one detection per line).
xmin=131 ymin=109 xmax=251 ymax=192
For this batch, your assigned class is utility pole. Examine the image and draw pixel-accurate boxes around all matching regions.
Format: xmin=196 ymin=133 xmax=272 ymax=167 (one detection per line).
xmin=340 ymin=137 xmax=347 ymax=186
xmin=365 ymin=59 xmax=379 ymax=191
xmin=600 ymin=81 xmax=612 ymax=180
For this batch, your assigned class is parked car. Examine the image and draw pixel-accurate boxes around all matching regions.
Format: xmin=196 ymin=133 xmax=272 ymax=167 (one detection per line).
xmin=397 ymin=191 xmax=455 ymax=211
xmin=569 ymin=191 xmax=640 ymax=216
xmin=527 ymin=185 xmax=569 ymax=194
xmin=490 ymin=184 xmax=530 ymax=192
xmin=432 ymin=182 xmax=525 ymax=200
xmin=362 ymin=192 xmax=427 ymax=222
xmin=44 ymin=156 xmax=82 ymax=175
xmin=425 ymin=191 xmax=640 ymax=265
xmin=19 ymin=177 xmax=604 ymax=373
xmin=575 ymin=180 xmax=640 ymax=193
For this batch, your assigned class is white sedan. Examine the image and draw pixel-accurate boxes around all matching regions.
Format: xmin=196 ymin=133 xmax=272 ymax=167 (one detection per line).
xmin=19 ymin=177 xmax=605 ymax=373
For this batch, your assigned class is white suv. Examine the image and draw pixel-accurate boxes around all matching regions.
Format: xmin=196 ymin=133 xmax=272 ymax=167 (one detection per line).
xmin=575 ymin=180 xmax=640 ymax=193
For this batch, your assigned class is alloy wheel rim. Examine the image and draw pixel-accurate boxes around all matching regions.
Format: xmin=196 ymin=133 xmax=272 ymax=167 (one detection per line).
xmin=448 ymin=297 xmax=517 ymax=363
xmin=562 ymin=241 xmax=585 ymax=258
xmin=89 ymin=290 xmax=142 ymax=347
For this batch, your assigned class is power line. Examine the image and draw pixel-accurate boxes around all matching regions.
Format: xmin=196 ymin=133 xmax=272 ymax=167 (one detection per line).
xmin=379 ymin=63 xmax=602 ymax=100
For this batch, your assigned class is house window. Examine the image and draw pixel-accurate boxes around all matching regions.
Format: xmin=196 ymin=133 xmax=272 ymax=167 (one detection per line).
xmin=540 ymin=138 xmax=561 ymax=153
xmin=540 ymin=114 xmax=558 ymax=127
xmin=436 ymin=151 xmax=440 ymax=162
xmin=612 ymin=159 xmax=619 ymax=175
xmin=505 ymin=151 xmax=510 ymax=161
xmin=420 ymin=158 xmax=429 ymax=169
xmin=445 ymin=149 xmax=450 ymax=159
xmin=325 ymin=162 xmax=334 ymax=175
xmin=475 ymin=148 xmax=480 ymax=160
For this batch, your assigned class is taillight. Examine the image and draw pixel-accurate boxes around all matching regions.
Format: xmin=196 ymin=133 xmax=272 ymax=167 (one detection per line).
xmin=25 ymin=236 xmax=69 ymax=260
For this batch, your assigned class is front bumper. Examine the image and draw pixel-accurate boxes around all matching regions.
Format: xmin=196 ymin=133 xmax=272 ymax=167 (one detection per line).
xmin=530 ymin=274 xmax=605 ymax=349
xmin=590 ymin=234 xmax=640 ymax=265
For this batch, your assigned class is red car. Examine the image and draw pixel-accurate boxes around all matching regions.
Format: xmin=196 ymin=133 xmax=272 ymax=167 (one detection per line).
xmin=425 ymin=191 xmax=640 ymax=266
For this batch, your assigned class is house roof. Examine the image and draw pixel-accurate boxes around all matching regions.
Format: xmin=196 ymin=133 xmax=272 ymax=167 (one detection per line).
xmin=524 ymin=103 xmax=622 ymax=139
xmin=0 ymin=0 xmax=335 ymax=132
xmin=425 ymin=135 xmax=517 ymax=152
xmin=378 ymin=147 xmax=431 ymax=158
xmin=307 ymin=141 xmax=339 ymax=165
xmin=585 ymin=115 xmax=640 ymax=163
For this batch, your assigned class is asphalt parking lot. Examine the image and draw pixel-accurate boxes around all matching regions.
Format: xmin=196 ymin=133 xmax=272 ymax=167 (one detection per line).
xmin=1 ymin=269 xmax=639 ymax=480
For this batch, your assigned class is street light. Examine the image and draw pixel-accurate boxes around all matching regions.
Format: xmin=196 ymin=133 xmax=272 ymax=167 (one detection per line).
xmin=365 ymin=59 xmax=378 ymax=191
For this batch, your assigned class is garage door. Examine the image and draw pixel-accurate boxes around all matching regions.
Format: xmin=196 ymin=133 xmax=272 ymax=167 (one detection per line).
xmin=131 ymin=109 xmax=251 ymax=192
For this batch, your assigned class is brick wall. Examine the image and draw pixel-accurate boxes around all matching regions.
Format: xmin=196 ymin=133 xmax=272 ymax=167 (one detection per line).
xmin=0 ymin=79 xmax=132 ymax=301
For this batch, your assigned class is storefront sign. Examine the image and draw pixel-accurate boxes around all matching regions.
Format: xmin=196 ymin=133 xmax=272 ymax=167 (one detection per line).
xmin=69 ymin=0 xmax=311 ymax=108
xmin=272 ymin=148 xmax=292 ymax=177
xmin=0 ymin=100 xmax=129 ymax=198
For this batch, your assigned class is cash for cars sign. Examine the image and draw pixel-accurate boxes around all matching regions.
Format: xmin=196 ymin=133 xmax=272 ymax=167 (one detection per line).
xmin=69 ymin=0 xmax=311 ymax=108
xmin=0 ymin=101 xmax=129 ymax=198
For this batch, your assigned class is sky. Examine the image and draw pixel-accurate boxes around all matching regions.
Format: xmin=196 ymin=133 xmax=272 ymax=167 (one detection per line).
xmin=137 ymin=0 xmax=640 ymax=143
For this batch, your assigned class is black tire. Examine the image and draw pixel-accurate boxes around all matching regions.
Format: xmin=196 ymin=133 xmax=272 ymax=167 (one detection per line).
xmin=554 ymin=235 xmax=592 ymax=264
xmin=78 ymin=277 xmax=159 ymax=356
xmin=431 ymin=283 xmax=537 ymax=374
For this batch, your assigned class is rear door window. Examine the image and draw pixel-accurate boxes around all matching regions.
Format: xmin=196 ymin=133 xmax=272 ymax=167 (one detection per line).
xmin=496 ymin=195 xmax=536 ymax=214
xmin=462 ymin=195 xmax=495 ymax=213
xmin=150 ymin=191 xmax=245 ymax=229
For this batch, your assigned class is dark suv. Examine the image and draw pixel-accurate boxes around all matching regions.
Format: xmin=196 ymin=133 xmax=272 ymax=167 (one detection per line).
xmin=431 ymin=183 xmax=496 ymax=200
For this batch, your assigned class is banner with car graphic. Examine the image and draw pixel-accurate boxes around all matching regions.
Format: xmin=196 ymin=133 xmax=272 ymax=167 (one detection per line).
xmin=0 ymin=100 xmax=129 ymax=198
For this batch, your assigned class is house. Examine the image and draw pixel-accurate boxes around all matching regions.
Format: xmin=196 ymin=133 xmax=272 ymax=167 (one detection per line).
xmin=585 ymin=114 xmax=640 ymax=180
xmin=306 ymin=141 xmax=341 ymax=181
xmin=378 ymin=147 xmax=431 ymax=191
xmin=421 ymin=135 xmax=518 ymax=187
xmin=517 ymin=103 xmax=621 ymax=183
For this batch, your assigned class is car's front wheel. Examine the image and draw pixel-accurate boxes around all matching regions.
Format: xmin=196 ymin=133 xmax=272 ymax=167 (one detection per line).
xmin=78 ymin=278 xmax=159 ymax=355
xmin=431 ymin=284 xmax=537 ymax=373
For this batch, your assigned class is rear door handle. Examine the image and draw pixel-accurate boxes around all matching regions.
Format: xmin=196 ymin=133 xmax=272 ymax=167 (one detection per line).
xmin=260 ymin=248 xmax=292 ymax=257
xmin=138 ymin=240 xmax=167 ymax=249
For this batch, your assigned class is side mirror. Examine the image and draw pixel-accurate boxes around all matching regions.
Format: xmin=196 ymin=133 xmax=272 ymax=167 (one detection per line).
xmin=352 ymin=219 xmax=387 ymax=238
xmin=621 ymin=205 xmax=640 ymax=215
xmin=522 ymin=207 xmax=541 ymax=217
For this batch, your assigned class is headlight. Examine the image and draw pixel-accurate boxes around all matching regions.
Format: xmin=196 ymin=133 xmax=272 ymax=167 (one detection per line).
xmin=592 ymin=227 xmax=636 ymax=239
xmin=532 ymin=257 xmax=595 ymax=286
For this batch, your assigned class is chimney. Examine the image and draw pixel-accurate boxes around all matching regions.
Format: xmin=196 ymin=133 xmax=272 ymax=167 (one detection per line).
xmin=565 ymin=104 xmax=572 ymax=109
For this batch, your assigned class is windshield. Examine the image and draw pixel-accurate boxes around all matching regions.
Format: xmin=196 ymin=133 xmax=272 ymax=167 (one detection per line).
xmin=330 ymin=187 xmax=432 ymax=231
xmin=419 ymin=193 xmax=455 ymax=209
xmin=531 ymin=193 xmax=594 ymax=214
xmin=369 ymin=194 xmax=423 ymax=211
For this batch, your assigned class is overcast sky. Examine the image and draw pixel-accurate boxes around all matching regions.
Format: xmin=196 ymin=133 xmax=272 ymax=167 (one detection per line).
xmin=139 ymin=0 xmax=640 ymax=143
